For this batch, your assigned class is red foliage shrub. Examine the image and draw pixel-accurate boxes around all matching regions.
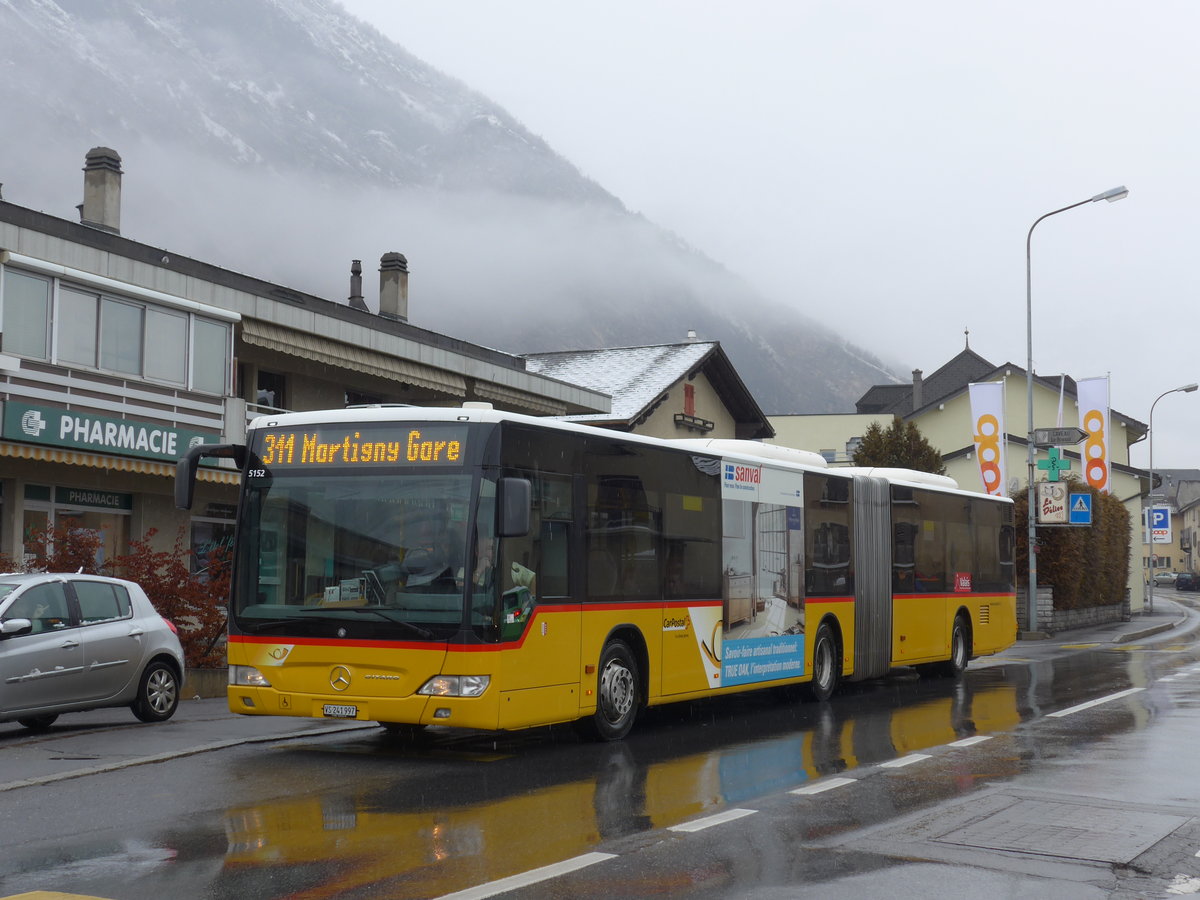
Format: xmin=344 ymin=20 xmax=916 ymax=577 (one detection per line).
xmin=2 ymin=524 xmax=229 ymax=668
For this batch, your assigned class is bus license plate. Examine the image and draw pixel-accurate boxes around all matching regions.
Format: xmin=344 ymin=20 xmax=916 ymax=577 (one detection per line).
xmin=323 ymin=704 xmax=358 ymax=718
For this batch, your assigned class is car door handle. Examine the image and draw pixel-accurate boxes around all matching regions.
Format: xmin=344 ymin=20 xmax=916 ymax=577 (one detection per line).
xmin=128 ymin=628 xmax=145 ymax=637
xmin=60 ymin=639 xmax=80 ymax=649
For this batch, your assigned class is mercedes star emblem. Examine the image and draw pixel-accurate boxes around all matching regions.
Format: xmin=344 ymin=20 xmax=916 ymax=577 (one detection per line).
xmin=330 ymin=666 xmax=351 ymax=691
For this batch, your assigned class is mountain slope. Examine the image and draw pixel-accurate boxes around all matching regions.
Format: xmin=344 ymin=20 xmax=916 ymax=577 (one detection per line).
xmin=0 ymin=0 xmax=901 ymax=413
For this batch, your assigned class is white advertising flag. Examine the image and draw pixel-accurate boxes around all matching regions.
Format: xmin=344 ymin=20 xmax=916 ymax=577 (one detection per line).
xmin=1077 ymin=376 xmax=1111 ymax=493
xmin=968 ymin=381 xmax=1007 ymax=496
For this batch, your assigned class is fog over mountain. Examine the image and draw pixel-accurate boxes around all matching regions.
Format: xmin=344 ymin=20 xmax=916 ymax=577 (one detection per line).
xmin=0 ymin=0 xmax=902 ymax=414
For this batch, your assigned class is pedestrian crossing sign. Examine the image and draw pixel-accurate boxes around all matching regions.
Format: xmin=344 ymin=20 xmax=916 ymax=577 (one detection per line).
xmin=1069 ymin=492 xmax=1092 ymax=525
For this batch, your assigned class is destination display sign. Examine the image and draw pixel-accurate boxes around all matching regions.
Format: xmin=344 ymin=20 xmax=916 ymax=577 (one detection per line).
xmin=252 ymin=424 xmax=469 ymax=469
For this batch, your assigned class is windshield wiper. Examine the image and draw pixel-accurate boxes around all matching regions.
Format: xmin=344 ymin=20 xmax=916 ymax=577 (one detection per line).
xmin=339 ymin=607 xmax=435 ymax=639
xmin=240 ymin=618 xmax=303 ymax=634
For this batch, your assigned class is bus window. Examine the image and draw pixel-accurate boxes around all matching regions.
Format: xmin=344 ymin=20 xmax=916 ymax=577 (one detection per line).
xmin=497 ymin=472 xmax=573 ymax=606
xmin=588 ymin=473 xmax=660 ymax=601
xmin=804 ymin=473 xmax=853 ymax=597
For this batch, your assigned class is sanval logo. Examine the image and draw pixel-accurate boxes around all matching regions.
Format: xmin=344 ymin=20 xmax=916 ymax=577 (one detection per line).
xmin=1081 ymin=408 xmax=1108 ymax=490
xmin=973 ymin=413 xmax=1003 ymax=496
xmin=724 ymin=463 xmax=761 ymax=485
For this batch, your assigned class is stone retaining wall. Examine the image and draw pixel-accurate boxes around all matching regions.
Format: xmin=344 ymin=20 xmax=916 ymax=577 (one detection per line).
xmin=1018 ymin=586 xmax=1130 ymax=635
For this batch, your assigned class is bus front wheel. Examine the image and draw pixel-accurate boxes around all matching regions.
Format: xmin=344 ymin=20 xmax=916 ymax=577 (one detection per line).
xmin=805 ymin=623 xmax=840 ymax=702
xmin=580 ymin=639 xmax=640 ymax=741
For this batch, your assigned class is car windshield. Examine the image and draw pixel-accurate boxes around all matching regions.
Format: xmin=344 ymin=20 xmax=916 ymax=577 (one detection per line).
xmin=233 ymin=470 xmax=494 ymax=641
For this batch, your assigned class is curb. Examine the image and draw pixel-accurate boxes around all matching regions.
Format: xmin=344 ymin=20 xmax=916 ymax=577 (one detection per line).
xmin=0 ymin=720 xmax=377 ymax=794
xmin=1113 ymin=618 xmax=1185 ymax=643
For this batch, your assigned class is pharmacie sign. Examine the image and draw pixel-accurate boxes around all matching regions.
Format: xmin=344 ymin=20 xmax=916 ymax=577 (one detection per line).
xmin=2 ymin=402 xmax=214 ymax=463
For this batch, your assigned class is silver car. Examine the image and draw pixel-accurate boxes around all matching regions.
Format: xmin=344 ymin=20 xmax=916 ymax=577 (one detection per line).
xmin=0 ymin=573 xmax=184 ymax=730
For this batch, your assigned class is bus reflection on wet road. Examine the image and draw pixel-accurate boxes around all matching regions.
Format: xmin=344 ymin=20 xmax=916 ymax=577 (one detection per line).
xmin=214 ymin=672 xmax=1025 ymax=899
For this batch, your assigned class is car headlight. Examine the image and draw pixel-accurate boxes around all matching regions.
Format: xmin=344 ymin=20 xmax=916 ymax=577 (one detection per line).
xmin=417 ymin=674 xmax=490 ymax=697
xmin=230 ymin=665 xmax=272 ymax=687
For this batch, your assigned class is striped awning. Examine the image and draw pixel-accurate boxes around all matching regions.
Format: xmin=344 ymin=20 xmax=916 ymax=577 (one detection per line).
xmin=240 ymin=319 xmax=466 ymax=396
xmin=474 ymin=382 xmax=567 ymax=416
xmin=0 ymin=441 xmax=240 ymax=484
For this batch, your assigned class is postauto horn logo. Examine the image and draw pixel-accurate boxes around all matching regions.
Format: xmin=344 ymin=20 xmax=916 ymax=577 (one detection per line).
xmin=724 ymin=462 xmax=761 ymax=492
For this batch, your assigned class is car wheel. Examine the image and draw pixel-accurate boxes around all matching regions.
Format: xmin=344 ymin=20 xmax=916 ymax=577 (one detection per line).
xmin=578 ymin=639 xmax=639 ymax=742
xmin=17 ymin=714 xmax=58 ymax=731
xmin=131 ymin=660 xmax=180 ymax=723
xmin=805 ymin=622 xmax=840 ymax=702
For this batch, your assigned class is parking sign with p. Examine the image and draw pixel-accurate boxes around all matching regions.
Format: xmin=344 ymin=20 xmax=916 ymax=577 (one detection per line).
xmin=1150 ymin=506 xmax=1172 ymax=544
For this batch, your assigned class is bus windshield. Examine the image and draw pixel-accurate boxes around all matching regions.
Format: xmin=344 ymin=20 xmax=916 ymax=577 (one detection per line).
xmin=234 ymin=469 xmax=493 ymax=642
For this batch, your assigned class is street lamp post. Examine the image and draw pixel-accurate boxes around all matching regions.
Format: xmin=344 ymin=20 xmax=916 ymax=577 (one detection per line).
xmin=1025 ymin=185 xmax=1128 ymax=633
xmin=1146 ymin=382 xmax=1199 ymax=614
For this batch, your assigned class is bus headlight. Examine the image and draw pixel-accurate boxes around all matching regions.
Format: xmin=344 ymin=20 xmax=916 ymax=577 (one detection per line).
xmin=417 ymin=675 xmax=490 ymax=697
xmin=230 ymin=665 xmax=272 ymax=687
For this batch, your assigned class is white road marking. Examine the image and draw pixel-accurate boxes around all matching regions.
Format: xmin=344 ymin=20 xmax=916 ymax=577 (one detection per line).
xmin=790 ymin=776 xmax=857 ymax=795
xmin=668 ymin=808 xmax=757 ymax=832
xmin=1047 ymin=687 xmax=1145 ymax=717
xmin=435 ymin=852 xmax=618 ymax=899
xmin=878 ymin=753 xmax=931 ymax=768
xmin=948 ymin=735 xmax=993 ymax=747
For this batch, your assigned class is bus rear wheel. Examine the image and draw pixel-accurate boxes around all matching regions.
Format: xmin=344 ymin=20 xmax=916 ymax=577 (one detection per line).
xmin=579 ymin=639 xmax=639 ymax=742
xmin=805 ymin=623 xmax=840 ymax=702
xmin=941 ymin=614 xmax=970 ymax=677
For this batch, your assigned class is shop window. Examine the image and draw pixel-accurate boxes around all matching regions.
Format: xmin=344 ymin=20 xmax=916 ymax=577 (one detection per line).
xmin=191 ymin=517 xmax=235 ymax=580
xmin=2 ymin=269 xmax=50 ymax=359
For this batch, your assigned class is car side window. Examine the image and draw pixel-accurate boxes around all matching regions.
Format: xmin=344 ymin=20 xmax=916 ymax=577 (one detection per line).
xmin=74 ymin=581 xmax=131 ymax=625
xmin=4 ymin=583 xmax=72 ymax=634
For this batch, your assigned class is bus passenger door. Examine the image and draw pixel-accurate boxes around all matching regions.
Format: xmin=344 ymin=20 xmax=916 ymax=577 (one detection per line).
xmin=496 ymin=478 xmax=582 ymax=728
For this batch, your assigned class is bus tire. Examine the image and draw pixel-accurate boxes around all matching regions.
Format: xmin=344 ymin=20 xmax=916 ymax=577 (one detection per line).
xmin=580 ymin=639 xmax=640 ymax=742
xmin=805 ymin=623 xmax=840 ymax=702
xmin=939 ymin=614 xmax=970 ymax=678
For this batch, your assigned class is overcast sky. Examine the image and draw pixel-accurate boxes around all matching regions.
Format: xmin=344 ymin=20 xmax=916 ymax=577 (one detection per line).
xmin=339 ymin=0 xmax=1199 ymax=469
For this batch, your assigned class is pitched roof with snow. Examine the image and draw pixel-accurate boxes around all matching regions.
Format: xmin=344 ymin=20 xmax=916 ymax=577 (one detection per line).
xmin=524 ymin=342 xmax=717 ymax=422
xmin=523 ymin=341 xmax=772 ymax=437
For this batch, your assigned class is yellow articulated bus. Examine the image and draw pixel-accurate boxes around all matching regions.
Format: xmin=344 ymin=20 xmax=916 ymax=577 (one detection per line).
xmin=176 ymin=404 xmax=1017 ymax=741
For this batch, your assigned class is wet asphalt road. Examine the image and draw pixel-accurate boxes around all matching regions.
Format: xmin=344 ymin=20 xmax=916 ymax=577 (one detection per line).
xmin=2 ymin=597 xmax=1199 ymax=899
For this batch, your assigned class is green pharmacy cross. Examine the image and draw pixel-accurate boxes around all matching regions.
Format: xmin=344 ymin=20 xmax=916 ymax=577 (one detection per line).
xmin=1037 ymin=446 xmax=1072 ymax=482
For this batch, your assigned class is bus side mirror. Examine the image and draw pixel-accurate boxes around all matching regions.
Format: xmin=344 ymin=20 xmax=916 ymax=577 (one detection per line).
xmin=175 ymin=443 xmax=247 ymax=509
xmin=497 ymin=477 xmax=531 ymax=537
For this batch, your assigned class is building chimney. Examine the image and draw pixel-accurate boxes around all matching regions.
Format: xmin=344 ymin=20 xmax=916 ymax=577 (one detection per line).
xmin=348 ymin=260 xmax=368 ymax=311
xmin=378 ymin=252 xmax=409 ymax=321
xmin=80 ymin=147 xmax=123 ymax=233
xmin=911 ymin=369 xmax=923 ymax=410
xmin=686 ymin=329 xmax=699 ymax=343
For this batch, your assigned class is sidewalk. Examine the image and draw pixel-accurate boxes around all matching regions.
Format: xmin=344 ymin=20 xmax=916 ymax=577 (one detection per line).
xmin=0 ymin=694 xmax=375 ymax=792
